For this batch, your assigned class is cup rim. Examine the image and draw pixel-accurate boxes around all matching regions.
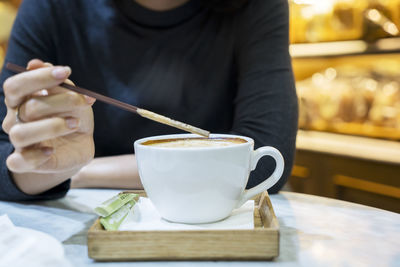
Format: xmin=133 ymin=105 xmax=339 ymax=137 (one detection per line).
xmin=134 ymin=133 xmax=254 ymax=151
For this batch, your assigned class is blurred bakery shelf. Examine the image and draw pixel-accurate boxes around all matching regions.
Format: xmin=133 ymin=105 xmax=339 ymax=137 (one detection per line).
xmin=292 ymin=52 xmax=400 ymax=81
xmin=319 ymin=122 xmax=400 ymax=140
xmin=289 ymin=0 xmax=400 ymax=211
xmin=0 ymin=1 xmax=18 ymax=67
xmin=290 ymin=37 xmax=400 ymax=58
xmin=296 ymin=130 xmax=400 ymax=164
xmin=291 ymin=130 xmax=400 ymax=213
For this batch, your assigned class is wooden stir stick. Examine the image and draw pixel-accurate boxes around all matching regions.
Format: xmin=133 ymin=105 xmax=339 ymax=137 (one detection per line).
xmin=5 ymin=63 xmax=210 ymax=137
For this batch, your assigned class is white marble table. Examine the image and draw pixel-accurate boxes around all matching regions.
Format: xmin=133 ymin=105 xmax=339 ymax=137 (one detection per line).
xmin=1 ymin=189 xmax=399 ymax=267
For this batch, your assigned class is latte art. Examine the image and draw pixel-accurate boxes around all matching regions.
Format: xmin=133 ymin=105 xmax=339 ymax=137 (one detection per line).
xmin=142 ymin=137 xmax=247 ymax=148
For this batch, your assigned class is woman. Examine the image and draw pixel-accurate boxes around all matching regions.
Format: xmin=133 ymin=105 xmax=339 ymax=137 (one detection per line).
xmin=0 ymin=0 xmax=298 ymax=201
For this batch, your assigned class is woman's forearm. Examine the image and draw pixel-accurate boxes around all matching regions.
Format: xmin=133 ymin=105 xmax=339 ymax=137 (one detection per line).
xmin=71 ymin=154 xmax=142 ymax=189
xmin=12 ymin=169 xmax=79 ymax=195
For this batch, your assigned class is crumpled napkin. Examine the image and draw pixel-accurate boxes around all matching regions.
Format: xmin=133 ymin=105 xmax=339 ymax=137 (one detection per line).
xmin=118 ymin=197 xmax=254 ymax=231
xmin=0 ymin=214 xmax=71 ymax=267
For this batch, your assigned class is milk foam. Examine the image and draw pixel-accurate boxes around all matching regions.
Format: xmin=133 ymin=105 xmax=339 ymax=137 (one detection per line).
xmin=144 ymin=138 xmax=246 ymax=148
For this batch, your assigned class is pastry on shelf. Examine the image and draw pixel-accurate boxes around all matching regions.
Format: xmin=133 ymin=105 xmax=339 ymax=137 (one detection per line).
xmin=289 ymin=0 xmax=400 ymax=43
xmin=297 ymin=61 xmax=400 ymax=139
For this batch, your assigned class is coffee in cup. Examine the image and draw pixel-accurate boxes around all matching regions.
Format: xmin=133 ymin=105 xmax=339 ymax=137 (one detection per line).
xmin=134 ymin=134 xmax=284 ymax=224
xmin=141 ymin=137 xmax=247 ymax=148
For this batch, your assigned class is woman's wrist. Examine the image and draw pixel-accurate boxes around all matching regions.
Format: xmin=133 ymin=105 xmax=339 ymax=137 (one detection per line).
xmin=11 ymin=168 xmax=80 ymax=195
xmin=70 ymin=155 xmax=143 ymax=189
xmin=70 ymin=164 xmax=90 ymax=188
xmin=70 ymin=171 xmax=83 ymax=188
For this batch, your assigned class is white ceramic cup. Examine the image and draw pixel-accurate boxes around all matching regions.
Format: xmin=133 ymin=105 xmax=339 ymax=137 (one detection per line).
xmin=134 ymin=133 xmax=284 ymax=224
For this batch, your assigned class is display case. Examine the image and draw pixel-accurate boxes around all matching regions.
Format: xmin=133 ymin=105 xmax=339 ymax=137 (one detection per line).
xmin=293 ymin=43 xmax=400 ymax=140
xmin=289 ymin=0 xmax=400 ymax=212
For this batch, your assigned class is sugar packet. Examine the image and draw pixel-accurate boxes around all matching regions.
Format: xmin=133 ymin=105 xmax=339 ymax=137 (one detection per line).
xmin=94 ymin=193 xmax=137 ymax=217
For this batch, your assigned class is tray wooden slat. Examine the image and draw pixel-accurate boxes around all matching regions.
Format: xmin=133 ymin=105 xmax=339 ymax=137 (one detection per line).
xmin=87 ymin=191 xmax=279 ymax=261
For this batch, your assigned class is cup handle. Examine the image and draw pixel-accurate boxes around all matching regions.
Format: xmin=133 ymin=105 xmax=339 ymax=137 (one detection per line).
xmin=236 ymin=146 xmax=284 ymax=208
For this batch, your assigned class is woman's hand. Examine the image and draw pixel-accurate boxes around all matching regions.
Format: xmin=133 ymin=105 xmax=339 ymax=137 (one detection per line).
xmin=1 ymin=59 xmax=96 ymax=194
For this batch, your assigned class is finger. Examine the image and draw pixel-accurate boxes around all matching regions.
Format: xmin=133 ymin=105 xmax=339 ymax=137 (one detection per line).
xmin=1 ymin=108 xmax=16 ymax=134
xmin=6 ymin=147 xmax=53 ymax=173
xmin=47 ymin=78 xmax=74 ymax=95
xmin=84 ymin=95 xmax=96 ymax=105
xmin=19 ymin=91 xmax=88 ymax=121
xmin=27 ymin=59 xmax=45 ymax=70
xmin=26 ymin=75 xmax=96 ymax=105
xmin=56 ymin=107 xmax=94 ymax=134
xmin=32 ymin=89 xmax=50 ymax=97
xmin=9 ymin=117 xmax=79 ymax=148
xmin=47 ymin=79 xmax=96 ymax=105
xmin=3 ymin=66 xmax=72 ymax=108
xmin=32 ymin=78 xmax=74 ymax=96
xmin=27 ymin=60 xmax=53 ymax=97
xmin=27 ymin=59 xmax=54 ymax=70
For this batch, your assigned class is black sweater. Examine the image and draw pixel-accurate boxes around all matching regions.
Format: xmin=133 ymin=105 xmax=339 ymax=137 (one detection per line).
xmin=0 ymin=0 xmax=298 ymax=201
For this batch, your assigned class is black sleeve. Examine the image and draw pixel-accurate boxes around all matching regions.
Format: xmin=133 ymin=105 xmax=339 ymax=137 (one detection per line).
xmin=232 ymin=0 xmax=298 ymax=193
xmin=0 ymin=0 xmax=70 ymax=201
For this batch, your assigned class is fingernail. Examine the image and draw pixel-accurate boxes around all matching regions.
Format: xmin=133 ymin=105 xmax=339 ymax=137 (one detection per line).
xmin=84 ymin=95 xmax=96 ymax=105
xmin=66 ymin=118 xmax=79 ymax=129
xmin=41 ymin=147 xmax=53 ymax=156
xmin=52 ymin=66 xmax=71 ymax=79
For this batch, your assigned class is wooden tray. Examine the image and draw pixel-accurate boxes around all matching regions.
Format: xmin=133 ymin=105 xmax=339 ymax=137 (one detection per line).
xmin=87 ymin=191 xmax=279 ymax=261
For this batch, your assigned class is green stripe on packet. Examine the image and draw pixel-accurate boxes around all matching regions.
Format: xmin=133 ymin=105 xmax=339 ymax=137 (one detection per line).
xmin=100 ymin=200 xmax=136 ymax=231
xmin=94 ymin=193 xmax=137 ymax=217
